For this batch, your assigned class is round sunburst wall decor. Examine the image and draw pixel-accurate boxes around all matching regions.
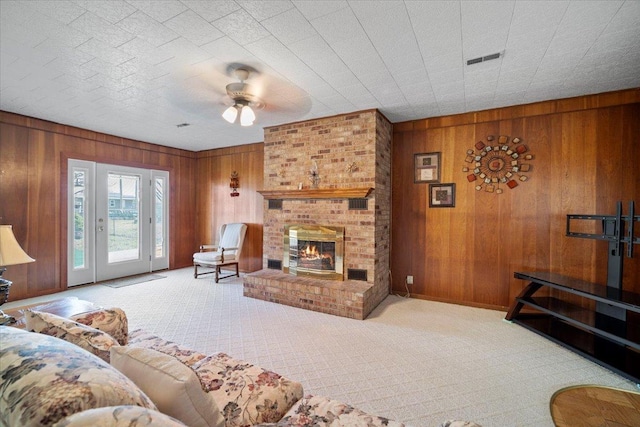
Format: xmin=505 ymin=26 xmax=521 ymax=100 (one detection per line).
xmin=462 ymin=135 xmax=534 ymax=194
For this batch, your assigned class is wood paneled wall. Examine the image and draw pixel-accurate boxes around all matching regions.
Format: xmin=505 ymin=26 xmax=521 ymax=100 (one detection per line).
xmin=3 ymin=88 xmax=638 ymax=308
xmin=195 ymin=143 xmax=264 ymax=273
xmin=392 ymin=89 xmax=640 ymax=310
xmin=0 ymin=111 xmax=197 ymax=300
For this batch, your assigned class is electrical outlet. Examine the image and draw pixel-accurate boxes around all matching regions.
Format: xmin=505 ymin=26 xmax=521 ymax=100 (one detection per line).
xmin=406 ymin=275 xmax=413 ymax=285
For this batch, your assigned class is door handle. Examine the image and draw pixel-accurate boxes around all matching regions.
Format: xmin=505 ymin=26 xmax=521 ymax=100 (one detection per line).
xmin=98 ymin=218 xmax=104 ymax=232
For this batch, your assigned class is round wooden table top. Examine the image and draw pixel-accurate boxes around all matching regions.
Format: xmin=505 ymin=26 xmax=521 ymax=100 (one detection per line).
xmin=550 ymin=385 xmax=640 ymax=427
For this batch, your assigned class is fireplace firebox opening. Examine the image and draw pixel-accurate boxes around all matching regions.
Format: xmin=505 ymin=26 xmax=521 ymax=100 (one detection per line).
xmin=283 ymin=225 xmax=344 ymax=280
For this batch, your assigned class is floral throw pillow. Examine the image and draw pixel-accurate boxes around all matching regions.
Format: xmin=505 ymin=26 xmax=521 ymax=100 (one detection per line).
xmin=0 ymin=326 xmax=155 ymax=427
xmin=24 ymin=310 xmax=120 ymax=362
xmin=192 ymin=352 xmax=304 ymax=426
xmin=270 ymin=395 xmax=406 ymax=427
xmin=70 ymin=307 xmax=128 ymax=345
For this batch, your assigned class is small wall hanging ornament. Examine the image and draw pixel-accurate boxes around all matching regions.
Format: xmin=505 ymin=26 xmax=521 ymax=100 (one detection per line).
xmin=230 ymin=171 xmax=239 ymax=197
xmin=462 ymin=135 xmax=534 ymax=194
xmin=309 ymin=161 xmax=320 ymax=189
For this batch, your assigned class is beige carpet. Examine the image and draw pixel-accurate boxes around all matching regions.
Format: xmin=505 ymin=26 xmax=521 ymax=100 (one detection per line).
xmin=4 ymin=268 xmax=637 ymax=426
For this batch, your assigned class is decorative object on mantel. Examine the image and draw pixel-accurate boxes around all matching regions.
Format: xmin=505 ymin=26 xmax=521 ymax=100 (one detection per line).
xmin=309 ymin=161 xmax=320 ymax=189
xmin=230 ymin=171 xmax=239 ymax=197
xmin=463 ymin=135 xmax=534 ymax=193
xmin=414 ymin=152 xmax=440 ymax=183
xmin=429 ymin=183 xmax=456 ymax=208
xmin=0 ymin=225 xmax=36 ymax=324
xmin=258 ymin=187 xmax=374 ymax=200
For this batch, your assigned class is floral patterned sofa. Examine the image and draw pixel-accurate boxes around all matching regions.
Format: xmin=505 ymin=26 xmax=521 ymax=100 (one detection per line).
xmin=1 ymin=307 xmax=480 ymax=427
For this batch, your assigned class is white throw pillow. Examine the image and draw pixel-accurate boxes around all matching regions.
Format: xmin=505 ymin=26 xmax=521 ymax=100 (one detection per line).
xmin=110 ymin=346 xmax=224 ymax=427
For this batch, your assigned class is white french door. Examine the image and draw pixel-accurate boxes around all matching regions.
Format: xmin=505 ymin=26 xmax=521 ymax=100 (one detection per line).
xmin=67 ymin=160 xmax=169 ymax=286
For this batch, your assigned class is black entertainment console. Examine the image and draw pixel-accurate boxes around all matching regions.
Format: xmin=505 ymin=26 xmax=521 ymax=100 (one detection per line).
xmin=506 ymin=201 xmax=640 ymax=384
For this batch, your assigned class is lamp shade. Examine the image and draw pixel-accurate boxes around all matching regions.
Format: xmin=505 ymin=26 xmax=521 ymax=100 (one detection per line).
xmin=239 ymin=105 xmax=255 ymax=126
xmin=222 ymin=105 xmax=238 ymax=123
xmin=0 ymin=225 xmax=35 ymax=266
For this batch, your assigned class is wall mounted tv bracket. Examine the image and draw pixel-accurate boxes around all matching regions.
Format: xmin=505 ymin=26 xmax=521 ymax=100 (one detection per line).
xmin=566 ymin=200 xmax=639 ymax=320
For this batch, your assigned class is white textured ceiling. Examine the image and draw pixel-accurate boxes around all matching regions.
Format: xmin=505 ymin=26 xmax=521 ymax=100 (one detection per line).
xmin=1 ymin=1 xmax=639 ymax=152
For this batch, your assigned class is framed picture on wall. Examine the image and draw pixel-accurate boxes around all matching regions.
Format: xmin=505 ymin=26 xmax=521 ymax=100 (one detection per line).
xmin=429 ymin=183 xmax=456 ymax=208
xmin=414 ymin=152 xmax=440 ymax=183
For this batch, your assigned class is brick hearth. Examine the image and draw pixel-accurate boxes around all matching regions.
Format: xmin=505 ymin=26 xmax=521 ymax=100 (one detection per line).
xmin=244 ymin=269 xmax=375 ymax=320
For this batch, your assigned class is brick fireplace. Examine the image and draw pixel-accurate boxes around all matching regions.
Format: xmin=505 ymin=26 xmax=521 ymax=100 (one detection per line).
xmin=243 ymin=110 xmax=392 ymax=320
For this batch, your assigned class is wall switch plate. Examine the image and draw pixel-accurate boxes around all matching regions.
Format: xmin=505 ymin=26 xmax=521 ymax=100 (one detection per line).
xmin=407 ymin=275 xmax=413 ymax=285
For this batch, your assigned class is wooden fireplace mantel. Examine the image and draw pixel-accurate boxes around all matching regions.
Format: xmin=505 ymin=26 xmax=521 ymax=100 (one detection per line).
xmin=258 ymin=187 xmax=374 ymax=200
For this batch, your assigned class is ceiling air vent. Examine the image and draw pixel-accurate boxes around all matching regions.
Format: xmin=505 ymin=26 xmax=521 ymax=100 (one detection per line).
xmin=466 ymin=51 xmax=503 ymax=66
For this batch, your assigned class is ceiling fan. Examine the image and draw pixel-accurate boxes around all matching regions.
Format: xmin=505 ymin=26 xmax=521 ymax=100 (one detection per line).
xmin=221 ymin=65 xmax=265 ymax=126
xmin=168 ymin=62 xmax=312 ymax=127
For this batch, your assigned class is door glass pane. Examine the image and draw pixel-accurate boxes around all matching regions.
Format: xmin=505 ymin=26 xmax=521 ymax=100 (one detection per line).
xmin=73 ymin=169 xmax=86 ymax=269
xmin=107 ymin=173 xmax=140 ymax=263
xmin=154 ymin=177 xmax=164 ymax=258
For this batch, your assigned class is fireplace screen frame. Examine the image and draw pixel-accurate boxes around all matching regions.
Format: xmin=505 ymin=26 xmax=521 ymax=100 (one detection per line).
xmin=283 ymin=224 xmax=344 ymax=280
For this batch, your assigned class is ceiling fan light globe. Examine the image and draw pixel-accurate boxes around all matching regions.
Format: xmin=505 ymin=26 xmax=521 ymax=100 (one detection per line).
xmin=222 ymin=105 xmax=238 ymax=123
xmin=240 ymin=105 xmax=256 ymax=126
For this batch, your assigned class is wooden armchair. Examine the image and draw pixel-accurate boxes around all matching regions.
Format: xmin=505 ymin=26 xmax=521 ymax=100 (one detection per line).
xmin=193 ymin=223 xmax=247 ymax=282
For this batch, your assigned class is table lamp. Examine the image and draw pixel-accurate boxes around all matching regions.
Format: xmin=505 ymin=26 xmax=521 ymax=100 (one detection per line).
xmin=0 ymin=225 xmax=35 ymax=311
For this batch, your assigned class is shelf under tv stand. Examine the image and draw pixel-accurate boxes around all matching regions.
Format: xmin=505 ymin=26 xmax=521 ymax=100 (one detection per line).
xmin=506 ymin=271 xmax=640 ymax=384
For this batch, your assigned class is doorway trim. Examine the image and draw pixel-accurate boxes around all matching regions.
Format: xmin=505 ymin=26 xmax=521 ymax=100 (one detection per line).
xmin=66 ymin=158 xmax=170 ymax=286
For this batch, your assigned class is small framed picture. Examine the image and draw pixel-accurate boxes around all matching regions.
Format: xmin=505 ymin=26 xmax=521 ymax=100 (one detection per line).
xmin=429 ymin=183 xmax=456 ymax=208
xmin=414 ymin=152 xmax=440 ymax=183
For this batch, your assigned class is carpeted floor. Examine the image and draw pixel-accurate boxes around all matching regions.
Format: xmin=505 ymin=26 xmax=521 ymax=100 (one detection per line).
xmin=4 ymin=268 xmax=638 ymax=426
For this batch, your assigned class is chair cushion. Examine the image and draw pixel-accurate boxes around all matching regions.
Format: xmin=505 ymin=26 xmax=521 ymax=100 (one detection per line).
xmin=0 ymin=326 xmax=155 ymax=427
xmin=24 ymin=310 xmax=120 ymax=362
xmin=69 ymin=307 xmax=128 ymax=345
xmin=52 ymin=405 xmax=187 ymax=427
xmin=193 ymin=251 xmax=237 ymax=264
xmin=192 ymin=352 xmax=304 ymax=426
xmin=110 ymin=346 xmax=223 ymax=427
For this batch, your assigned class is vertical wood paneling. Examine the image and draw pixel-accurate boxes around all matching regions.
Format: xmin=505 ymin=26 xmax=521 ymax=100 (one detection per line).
xmin=195 ymin=144 xmax=264 ymax=273
xmin=0 ymin=124 xmax=32 ymax=296
xmin=0 ymin=112 xmax=197 ymax=301
xmin=27 ymin=130 xmax=60 ymax=295
xmin=392 ymin=91 xmax=640 ymax=310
